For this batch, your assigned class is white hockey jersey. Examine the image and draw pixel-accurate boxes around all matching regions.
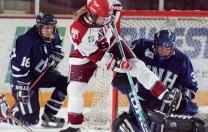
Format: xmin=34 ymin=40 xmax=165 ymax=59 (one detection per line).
xmin=69 ymin=18 xmax=115 ymax=63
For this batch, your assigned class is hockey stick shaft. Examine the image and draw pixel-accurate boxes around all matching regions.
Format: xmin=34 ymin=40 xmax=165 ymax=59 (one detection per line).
xmin=111 ymin=22 xmax=149 ymax=132
xmin=9 ymin=64 xmax=52 ymax=111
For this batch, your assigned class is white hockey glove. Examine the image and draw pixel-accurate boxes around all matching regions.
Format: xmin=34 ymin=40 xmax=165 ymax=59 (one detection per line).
xmin=0 ymin=95 xmax=9 ymax=119
xmin=15 ymin=84 xmax=30 ymax=104
xmin=111 ymin=0 xmax=122 ymax=11
xmin=161 ymin=88 xmax=182 ymax=111
xmin=97 ymin=52 xmax=132 ymax=71
xmin=48 ymin=51 xmax=64 ymax=69
xmin=111 ymin=0 xmax=122 ymax=23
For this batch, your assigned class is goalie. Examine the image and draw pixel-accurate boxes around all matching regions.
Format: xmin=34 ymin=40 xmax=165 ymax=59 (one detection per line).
xmin=112 ymin=30 xmax=205 ymax=132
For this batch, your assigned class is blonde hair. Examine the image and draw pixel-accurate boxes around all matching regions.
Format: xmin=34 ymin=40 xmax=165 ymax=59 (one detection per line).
xmin=73 ymin=6 xmax=88 ymax=20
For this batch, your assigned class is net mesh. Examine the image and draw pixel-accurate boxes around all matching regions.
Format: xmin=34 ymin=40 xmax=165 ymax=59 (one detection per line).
xmin=82 ymin=68 xmax=113 ymax=130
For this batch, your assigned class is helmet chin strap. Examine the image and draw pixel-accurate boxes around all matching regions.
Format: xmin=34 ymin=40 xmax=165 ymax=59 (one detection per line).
xmin=155 ymin=54 xmax=168 ymax=62
xmin=84 ymin=14 xmax=94 ymax=25
xmin=42 ymin=35 xmax=55 ymax=43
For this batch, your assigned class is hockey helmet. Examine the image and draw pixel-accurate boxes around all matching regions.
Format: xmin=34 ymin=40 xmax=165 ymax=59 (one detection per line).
xmin=87 ymin=0 xmax=113 ymax=25
xmin=36 ymin=12 xmax=57 ymax=26
xmin=154 ymin=30 xmax=176 ymax=61
xmin=36 ymin=12 xmax=57 ymax=42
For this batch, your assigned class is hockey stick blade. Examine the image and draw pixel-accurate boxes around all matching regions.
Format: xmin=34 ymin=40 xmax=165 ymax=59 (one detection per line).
xmin=7 ymin=112 xmax=33 ymax=132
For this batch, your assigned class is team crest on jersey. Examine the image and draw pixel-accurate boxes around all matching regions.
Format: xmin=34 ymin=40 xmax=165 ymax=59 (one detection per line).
xmin=71 ymin=28 xmax=79 ymax=39
xmin=88 ymin=36 xmax=94 ymax=43
xmin=145 ymin=49 xmax=154 ymax=59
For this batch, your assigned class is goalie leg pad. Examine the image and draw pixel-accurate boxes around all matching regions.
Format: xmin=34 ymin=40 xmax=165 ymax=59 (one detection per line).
xmin=164 ymin=116 xmax=193 ymax=131
xmin=192 ymin=117 xmax=206 ymax=132
xmin=147 ymin=110 xmax=206 ymax=132
xmin=112 ymin=112 xmax=140 ymax=132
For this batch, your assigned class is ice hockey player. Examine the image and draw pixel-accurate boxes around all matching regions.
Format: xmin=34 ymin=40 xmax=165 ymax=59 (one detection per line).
xmin=60 ymin=0 xmax=184 ymax=131
xmin=0 ymin=12 xmax=68 ymax=128
xmin=112 ymin=30 xmax=205 ymax=132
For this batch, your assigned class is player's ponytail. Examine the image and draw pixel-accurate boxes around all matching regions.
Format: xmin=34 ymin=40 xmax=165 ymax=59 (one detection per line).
xmin=73 ymin=6 xmax=87 ymax=20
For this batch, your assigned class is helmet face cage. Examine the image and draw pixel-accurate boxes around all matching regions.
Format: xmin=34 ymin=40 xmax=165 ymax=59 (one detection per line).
xmin=154 ymin=30 xmax=176 ymax=60
xmin=36 ymin=12 xmax=57 ymax=42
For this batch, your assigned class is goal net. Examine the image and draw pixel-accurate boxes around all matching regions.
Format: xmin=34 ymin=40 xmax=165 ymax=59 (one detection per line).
xmin=83 ymin=10 xmax=208 ymax=130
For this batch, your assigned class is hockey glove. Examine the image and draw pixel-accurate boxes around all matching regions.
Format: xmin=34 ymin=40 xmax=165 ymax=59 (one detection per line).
xmin=15 ymin=84 xmax=30 ymax=104
xmin=112 ymin=0 xmax=122 ymax=11
xmin=162 ymin=88 xmax=182 ymax=111
xmin=96 ymin=37 xmax=110 ymax=50
xmin=111 ymin=0 xmax=122 ymax=23
xmin=0 ymin=95 xmax=9 ymax=119
xmin=97 ymin=52 xmax=132 ymax=70
xmin=48 ymin=51 xmax=64 ymax=69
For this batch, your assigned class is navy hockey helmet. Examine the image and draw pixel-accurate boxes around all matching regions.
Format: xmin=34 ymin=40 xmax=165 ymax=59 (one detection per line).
xmin=36 ymin=12 xmax=57 ymax=42
xmin=154 ymin=30 xmax=176 ymax=61
xmin=36 ymin=12 xmax=57 ymax=26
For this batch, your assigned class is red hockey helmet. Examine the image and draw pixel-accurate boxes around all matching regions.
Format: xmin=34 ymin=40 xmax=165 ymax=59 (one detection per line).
xmin=87 ymin=0 xmax=112 ymax=17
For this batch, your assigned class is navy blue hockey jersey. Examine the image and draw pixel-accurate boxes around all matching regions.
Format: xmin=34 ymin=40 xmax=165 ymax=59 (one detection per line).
xmin=112 ymin=38 xmax=198 ymax=112
xmin=10 ymin=26 xmax=62 ymax=85
xmin=131 ymin=39 xmax=198 ymax=92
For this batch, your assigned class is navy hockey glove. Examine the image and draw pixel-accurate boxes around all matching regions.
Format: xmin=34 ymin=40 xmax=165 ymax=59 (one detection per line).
xmin=15 ymin=84 xmax=30 ymax=104
xmin=48 ymin=51 xmax=64 ymax=69
xmin=162 ymin=88 xmax=182 ymax=111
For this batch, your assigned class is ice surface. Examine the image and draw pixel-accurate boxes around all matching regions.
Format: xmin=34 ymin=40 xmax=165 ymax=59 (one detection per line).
xmin=0 ymin=108 xmax=109 ymax=132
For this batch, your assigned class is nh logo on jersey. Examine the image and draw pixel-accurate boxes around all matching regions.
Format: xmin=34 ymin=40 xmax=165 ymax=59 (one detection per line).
xmin=145 ymin=49 xmax=154 ymax=59
xmin=71 ymin=28 xmax=79 ymax=39
xmin=88 ymin=36 xmax=94 ymax=43
xmin=147 ymin=65 xmax=178 ymax=89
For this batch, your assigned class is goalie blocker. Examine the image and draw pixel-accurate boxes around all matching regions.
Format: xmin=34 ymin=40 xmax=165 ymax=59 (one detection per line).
xmin=112 ymin=110 xmax=206 ymax=132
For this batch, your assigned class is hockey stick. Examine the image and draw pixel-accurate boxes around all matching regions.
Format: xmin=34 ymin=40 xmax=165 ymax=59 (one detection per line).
xmin=111 ymin=22 xmax=150 ymax=132
xmin=5 ymin=64 xmax=52 ymax=131
xmin=6 ymin=112 xmax=33 ymax=132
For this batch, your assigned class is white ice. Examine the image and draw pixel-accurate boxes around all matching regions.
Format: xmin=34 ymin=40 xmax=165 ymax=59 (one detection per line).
xmin=0 ymin=108 xmax=109 ymax=132
xmin=1 ymin=107 xmax=207 ymax=132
